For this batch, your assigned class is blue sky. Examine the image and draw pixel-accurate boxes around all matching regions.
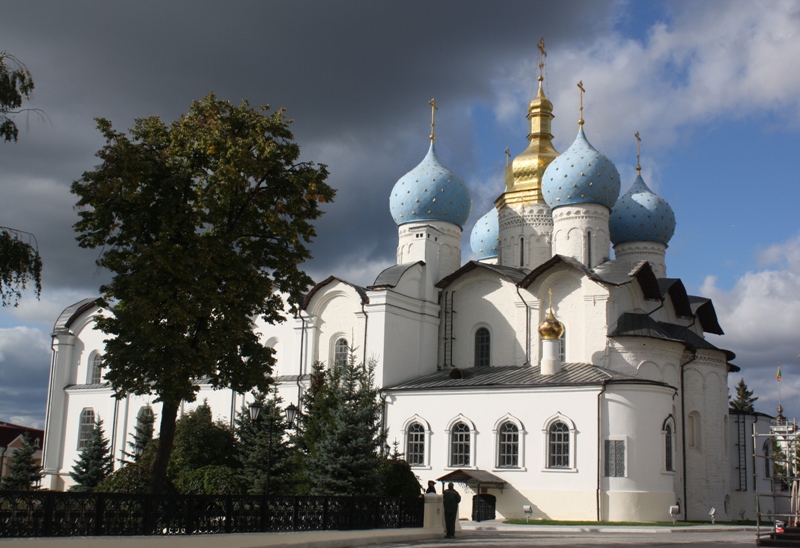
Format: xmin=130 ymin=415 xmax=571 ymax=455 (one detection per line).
xmin=1 ymin=0 xmax=798 ymax=427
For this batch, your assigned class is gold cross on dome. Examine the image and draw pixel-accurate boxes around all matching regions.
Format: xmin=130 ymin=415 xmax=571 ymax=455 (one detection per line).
xmin=429 ymin=98 xmax=438 ymax=142
xmin=635 ymin=131 xmax=642 ymax=173
xmin=577 ymin=81 xmax=585 ymax=126
xmin=548 ymin=288 xmax=553 ymax=309
xmin=537 ymin=37 xmax=547 ymax=81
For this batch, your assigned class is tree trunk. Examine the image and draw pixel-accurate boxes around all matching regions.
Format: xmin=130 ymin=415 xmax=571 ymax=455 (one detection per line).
xmin=149 ymin=401 xmax=179 ymax=494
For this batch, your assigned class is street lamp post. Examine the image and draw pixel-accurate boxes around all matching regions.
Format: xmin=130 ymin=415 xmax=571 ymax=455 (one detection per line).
xmin=249 ymin=399 xmax=298 ymax=496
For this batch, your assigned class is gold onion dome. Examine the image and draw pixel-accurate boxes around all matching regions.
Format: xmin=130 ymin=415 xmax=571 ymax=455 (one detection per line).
xmin=497 ymin=77 xmax=559 ymax=208
xmin=538 ymin=307 xmax=564 ymax=340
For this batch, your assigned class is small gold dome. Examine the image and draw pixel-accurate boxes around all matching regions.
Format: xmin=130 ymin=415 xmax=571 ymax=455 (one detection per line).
xmin=538 ymin=307 xmax=564 ymax=340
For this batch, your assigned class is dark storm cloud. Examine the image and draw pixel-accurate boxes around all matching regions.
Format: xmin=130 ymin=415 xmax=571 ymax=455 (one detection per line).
xmin=1 ymin=0 xmax=615 ymax=293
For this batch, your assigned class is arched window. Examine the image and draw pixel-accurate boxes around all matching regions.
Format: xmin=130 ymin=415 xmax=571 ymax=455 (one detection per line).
xmin=407 ymin=423 xmax=425 ymax=466
xmin=587 ymin=230 xmax=593 ymax=267
xmin=90 ymin=354 xmax=104 ymax=384
xmin=519 ymin=237 xmax=525 ymax=266
xmin=450 ymin=422 xmax=471 ymax=466
xmin=475 ymin=328 xmax=490 ymax=367
xmin=334 ymin=338 xmax=349 ymax=367
xmin=78 ymin=408 xmax=95 ymax=449
xmin=665 ymin=424 xmax=674 ymax=472
xmin=498 ymin=422 xmax=519 ymax=468
xmin=548 ymin=421 xmax=570 ymax=468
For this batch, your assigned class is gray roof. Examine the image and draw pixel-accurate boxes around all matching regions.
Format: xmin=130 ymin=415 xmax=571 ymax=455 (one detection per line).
xmin=385 ymin=363 xmax=658 ymax=391
xmin=369 ymin=262 xmax=423 ymax=289
xmin=53 ymin=298 xmax=105 ymax=335
xmin=610 ymin=312 xmax=735 ymax=361
xmin=436 ymin=261 xmax=529 ymax=289
xmin=438 ymin=469 xmax=506 ymax=487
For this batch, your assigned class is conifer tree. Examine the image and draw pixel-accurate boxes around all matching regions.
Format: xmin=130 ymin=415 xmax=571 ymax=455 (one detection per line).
xmin=731 ymin=378 xmax=758 ymax=413
xmin=169 ymin=402 xmax=238 ymax=479
xmin=235 ymin=390 xmax=297 ymax=495
xmin=305 ymin=355 xmax=385 ymax=495
xmin=70 ymin=418 xmax=113 ymax=491
xmin=0 ymin=433 xmax=41 ymax=490
xmin=122 ymin=406 xmax=155 ymax=463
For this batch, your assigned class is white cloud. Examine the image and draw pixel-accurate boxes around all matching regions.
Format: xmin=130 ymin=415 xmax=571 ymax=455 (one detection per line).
xmin=702 ymin=234 xmax=800 ymax=419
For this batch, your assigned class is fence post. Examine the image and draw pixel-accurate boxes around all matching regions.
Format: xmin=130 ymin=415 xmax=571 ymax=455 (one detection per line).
xmin=95 ymin=493 xmax=104 ymax=536
xmin=225 ymin=495 xmax=233 ymax=534
xmin=43 ymin=491 xmax=54 ymax=537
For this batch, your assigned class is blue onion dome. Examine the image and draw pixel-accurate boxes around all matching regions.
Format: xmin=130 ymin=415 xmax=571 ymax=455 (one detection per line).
xmin=541 ymin=128 xmax=621 ymax=211
xmin=469 ymin=207 xmax=499 ymax=259
xmin=610 ymin=173 xmax=676 ymax=245
xmin=390 ymin=143 xmax=471 ymax=228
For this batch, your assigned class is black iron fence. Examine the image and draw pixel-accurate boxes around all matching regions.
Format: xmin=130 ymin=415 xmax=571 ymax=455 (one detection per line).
xmin=0 ymin=491 xmax=424 ymax=537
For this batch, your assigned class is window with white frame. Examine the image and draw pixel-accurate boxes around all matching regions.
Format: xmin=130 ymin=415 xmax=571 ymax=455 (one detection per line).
xmin=498 ymin=422 xmax=519 ymax=468
xmin=604 ymin=439 xmax=625 ymax=477
xmin=548 ymin=421 xmax=570 ymax=468
xmin=78 ymin=408 xmax=95 ymax=449
xmin=407 ymin=423 xmax=425 ymax=466
xmin=558 ymin=327 xmax=567 ymax=362
xmin=450 ymin=422 xmax=471 ymax=466
xmin=334 ymin=338 xmax=349 ymax=367
xmin=90 ymin=354 xmax=104 ymax=384
xmin=475 ymin=328 xmax=490 ymax=367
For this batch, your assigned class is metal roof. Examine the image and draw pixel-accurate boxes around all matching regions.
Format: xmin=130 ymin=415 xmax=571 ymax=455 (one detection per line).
xmin=52 ymin=298 xmax=105 ymax=335
xmin=657 ymin=279 xmax=693 ymax=317
xmin=435 ymin=261 xmax=529 ymax=289
xmin=368 ymin=261 xmax=424 ymax=290
xmin=301 ymin=276 xmax=368 ymax=310
xmin=438 ymin=469 xmax=506 ymax=487
xmin=688 ymin=296 xmax=724 ymax=335
xmin=386 ymin=363 xmax=645 ymax=391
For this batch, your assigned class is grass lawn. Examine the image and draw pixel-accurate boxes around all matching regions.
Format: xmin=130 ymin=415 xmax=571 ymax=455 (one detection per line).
xmin=503 ymin=519 xmax=757 ymax=527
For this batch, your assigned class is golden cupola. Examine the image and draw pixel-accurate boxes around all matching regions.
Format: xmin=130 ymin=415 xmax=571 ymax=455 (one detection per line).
xmin=495 ymin=75 xmax=559 ymax=210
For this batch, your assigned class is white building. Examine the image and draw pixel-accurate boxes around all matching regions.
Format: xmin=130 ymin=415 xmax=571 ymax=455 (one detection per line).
xmin=43 ymin=73 xmax=770 ymax=522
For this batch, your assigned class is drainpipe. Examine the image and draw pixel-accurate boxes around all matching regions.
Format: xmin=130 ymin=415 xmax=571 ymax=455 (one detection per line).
xmin=679 ymin=350 xmax=696 ymax=521
xmin=297 ymin=311 xmax=307 ymax=406
xmin=361 ymin=301 xmax=369 ymax=365
xmin=596 ymin=380 xmax=608 ymax=521
xmin=515 ymin=286 xmax=531 ymax=366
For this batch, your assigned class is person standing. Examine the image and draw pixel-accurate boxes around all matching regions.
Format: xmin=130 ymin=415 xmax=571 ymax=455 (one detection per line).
xmin=426 ymin=480 xmax=437 ymax=494
xmin=443 ymin=482 xmax=461 ymax=538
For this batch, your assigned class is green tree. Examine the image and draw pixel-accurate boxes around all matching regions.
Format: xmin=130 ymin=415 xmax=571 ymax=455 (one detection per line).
xmin=0 ymin=51 xmax=35 ymax=142
xmin=235 ymin=390 xmax=298 ymax=495
xmin=70 ymin=418 xmax=113 ymax=491
xmin=0 ymin=53 xmax=42 ymax=307
xmin=379 ymin=441 xmax=423 ymax=497
xmin=169 ymin=402 xmax=238 ymax=479
xmin=122 ymin=406 xmax=155 ymax=463
xmin=71 ymin=93 xmax=333 ymax=493
xmin=305 ymin=355 xmax=385 ymax=495
xmin=731 ymin=378 xmax=758 ymax=413
xmin=0 ymin=433 xmax=41 ymax=490
xmin=176 ymin=465 xmax=247 ymax=495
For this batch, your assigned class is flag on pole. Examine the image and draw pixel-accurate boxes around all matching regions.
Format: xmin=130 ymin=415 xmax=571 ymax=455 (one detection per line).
xmin=777 ymin=364 xmax=782 ymax=381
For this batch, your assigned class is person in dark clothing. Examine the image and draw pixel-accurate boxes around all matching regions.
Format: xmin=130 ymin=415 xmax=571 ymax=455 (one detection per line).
xmin=443 ymin=482 xmax=461 ymax=538
xmin=426 ymin=480 xmax=437 ymax=494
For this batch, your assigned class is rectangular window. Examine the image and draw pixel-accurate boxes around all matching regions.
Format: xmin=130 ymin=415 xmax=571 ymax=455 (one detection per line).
xmin=498 ymin=423 xmax=519 ymax=468
xmin=407 ymin=425 xmax=425 ymax=466
xmin=450 ymin=424 xmax=470 ymax=467
xmin=604 ymin=440 xmax=625 ymax=477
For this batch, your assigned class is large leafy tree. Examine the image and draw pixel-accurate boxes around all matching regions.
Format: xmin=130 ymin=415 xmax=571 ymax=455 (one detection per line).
xmin=0 ymin=433 xmax=41 ymax=490
xmin=71 ymin=93 xmax=333 ymax=493
xmin=70 ymin=418 xmax=113 ymax=491
xmin=0 ymin=52 xmax=41 ymax=306
xmin=731 ymin=378 xmax=758 ymax=413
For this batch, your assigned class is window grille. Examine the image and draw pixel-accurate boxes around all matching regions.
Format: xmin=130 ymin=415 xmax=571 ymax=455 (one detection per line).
xmin=334 ymin=338 xmax=348 ymax=367
xmin=407 ymin=423 xmax=425 ymax=466
xmin=78 ymin=408 xmax=95 ymax=449
xmin=450 ymin=422 xmax=470 ymax=466
xmin=665 ymin=425 xmax=674 ymax=471
xmin=605 ymin=440 xmax=625 ymax=477
xmin=548 ymin=422 xmax=569 ymax=468
xmin=498 ymin=422 xmax=519 ymax=467
xmin=91 ymin=354 xmax=104 ymax=384
xmin=475 ymin=328 xmax=490 ymax=367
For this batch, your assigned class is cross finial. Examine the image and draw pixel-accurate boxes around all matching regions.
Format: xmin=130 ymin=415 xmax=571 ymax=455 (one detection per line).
xmin=429 ymin=98 xmax=438 ymax=143
xmin=635 ymin=131 xmax=642 ymax=173
xmin=504 ymin=147 xmax=510 ymax=166
xmin=577 ymin=81 xmax=585 ymax=126
xmin=548 ymin=288 xmax=553 ymax=310
xmin=537 ymin=37 xmax=547 ymax=82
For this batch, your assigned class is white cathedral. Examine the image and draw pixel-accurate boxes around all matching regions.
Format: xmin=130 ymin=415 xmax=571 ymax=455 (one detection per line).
xmin=42 ymin=73 xmax=776 ymax=522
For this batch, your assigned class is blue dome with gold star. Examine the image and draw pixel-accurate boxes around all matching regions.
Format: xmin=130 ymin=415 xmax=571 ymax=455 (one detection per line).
xmin=390 ymin=144 xmax=471 ymax=228
xmin=610 ymin=173 xmax=676 ymax=245
xmin=542 ymin=128 xmax=620 ymax=211
xmin=469 ymin=207 xmax=499 ymax=259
